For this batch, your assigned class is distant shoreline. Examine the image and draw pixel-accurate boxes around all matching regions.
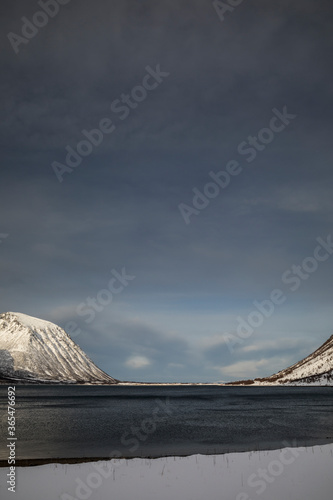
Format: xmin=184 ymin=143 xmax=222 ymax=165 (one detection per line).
xmin=1 ymin=381 xmax=332 ymax=386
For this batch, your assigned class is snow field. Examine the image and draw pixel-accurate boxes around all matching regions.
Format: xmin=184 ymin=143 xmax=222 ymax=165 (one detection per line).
xmin=0 ymin=443 xmax=332 ymax=500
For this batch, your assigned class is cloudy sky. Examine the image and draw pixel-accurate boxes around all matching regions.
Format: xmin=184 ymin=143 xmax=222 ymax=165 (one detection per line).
xmin=1 ymin=0 xmax=332 ymax=382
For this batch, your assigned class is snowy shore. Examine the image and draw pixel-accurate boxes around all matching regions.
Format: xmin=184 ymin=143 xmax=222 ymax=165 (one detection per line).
xmin=0 ymin=443 xmax=332 ymax=500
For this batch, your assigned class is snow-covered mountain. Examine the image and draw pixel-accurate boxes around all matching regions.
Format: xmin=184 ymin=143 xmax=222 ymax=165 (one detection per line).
xmin=0 ymin=312 xmax=118 ymax=384
xmin=259 ymin=334 xmax=333 ymax=385
xmin=230 ymin=335 xmax=333 ymax=386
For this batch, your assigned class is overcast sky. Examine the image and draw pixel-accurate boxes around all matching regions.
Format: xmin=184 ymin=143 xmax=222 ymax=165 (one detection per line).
xmin=1 ymin=0 xmax=332 ymax=382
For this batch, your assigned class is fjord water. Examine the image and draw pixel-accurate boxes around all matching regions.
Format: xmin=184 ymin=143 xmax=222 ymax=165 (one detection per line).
xmin=0 ymin=385 xmax=332 ymax=461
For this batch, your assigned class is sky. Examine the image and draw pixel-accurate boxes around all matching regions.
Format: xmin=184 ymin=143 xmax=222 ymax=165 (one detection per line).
xmin=0 ymin=0 xmax=332 ymax=383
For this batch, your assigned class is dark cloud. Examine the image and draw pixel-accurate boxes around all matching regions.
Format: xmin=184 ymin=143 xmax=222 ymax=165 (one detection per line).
xmin=0 ymin=0 xmax=332 ymax=381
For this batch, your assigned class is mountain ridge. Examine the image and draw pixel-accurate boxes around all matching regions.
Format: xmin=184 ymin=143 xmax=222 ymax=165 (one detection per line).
xmin=1 ymin=312 xmax=332 ymax=385
xmin=229 ymin=334 xmax=333 ymax=386
xmin=0 ymin=312 xmax=118 ymax=384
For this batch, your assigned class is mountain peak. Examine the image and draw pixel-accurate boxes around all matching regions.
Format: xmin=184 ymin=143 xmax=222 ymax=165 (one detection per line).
xmin=0 ymin=312 xmax=118 ymax=385
xmin=1 ymin=312 xmax=56 ymax=330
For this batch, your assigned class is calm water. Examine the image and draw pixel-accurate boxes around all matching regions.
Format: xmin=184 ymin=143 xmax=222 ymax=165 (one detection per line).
xmin=0 ymin=385 xmax=332 ymax=460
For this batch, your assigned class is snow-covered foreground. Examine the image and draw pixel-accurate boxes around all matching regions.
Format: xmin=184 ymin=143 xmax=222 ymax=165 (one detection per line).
xmin=1 ymin=444 xmax=332 ymax=500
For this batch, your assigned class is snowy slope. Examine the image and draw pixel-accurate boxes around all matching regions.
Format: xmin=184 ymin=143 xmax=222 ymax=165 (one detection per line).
xmin=0 ymin=312 xmax=118 ymax=384
xmin=230 ymin=335 xmax=333 ymax=386
xmin=262 ymin=334 xmax=333 ymax=385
